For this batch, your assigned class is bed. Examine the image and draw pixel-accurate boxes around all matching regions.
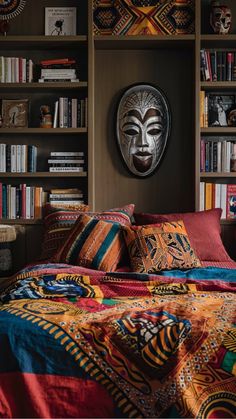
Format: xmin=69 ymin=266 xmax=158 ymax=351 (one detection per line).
xmin=0 ymin=205 xmax=235 ymax=418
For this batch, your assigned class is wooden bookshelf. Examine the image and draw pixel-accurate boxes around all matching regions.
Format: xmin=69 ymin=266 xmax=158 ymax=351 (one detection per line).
xmin=0 ymin=128 xmax=87 ymax=134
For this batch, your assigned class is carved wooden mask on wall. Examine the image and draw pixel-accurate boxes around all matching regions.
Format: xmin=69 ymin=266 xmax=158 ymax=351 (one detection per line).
xmin=116 ymin=84 xmax=171 ymax=177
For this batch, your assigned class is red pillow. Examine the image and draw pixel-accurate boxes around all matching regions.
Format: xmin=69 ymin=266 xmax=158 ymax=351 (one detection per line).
xmin=134 ymin=208 xmax=232 ymax=262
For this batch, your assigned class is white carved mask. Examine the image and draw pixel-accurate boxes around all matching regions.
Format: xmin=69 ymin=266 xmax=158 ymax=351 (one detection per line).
xmin=210 ymin=6 xmax=232 ymax=34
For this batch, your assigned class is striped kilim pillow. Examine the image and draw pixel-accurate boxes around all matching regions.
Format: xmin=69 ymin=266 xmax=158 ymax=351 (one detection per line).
xmin=40 ymin=204 xmax=135 ymax=260
xmin=54 ymin=214 xmax=125 ymax=271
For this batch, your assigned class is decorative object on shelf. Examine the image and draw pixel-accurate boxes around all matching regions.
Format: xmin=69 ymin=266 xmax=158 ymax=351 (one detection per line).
xmin=40 ymin=105 xmax=53 ymax=128
xmin=0 ymin=0 xmax=26 ymax=35
xmin=210 ymin=1 xmax=232 ymax=34
xmin=93 ymin=0 xmax=195 ymax=35
xmin=2 ymin=99 xmax=28 ymax=128
xmin=0 ymin=225 xmax=16 ymax=276
xmin=116 ymin=83 xmax=171 ymax=177
xmin=45 ymin=7 xmax=76 ymax=36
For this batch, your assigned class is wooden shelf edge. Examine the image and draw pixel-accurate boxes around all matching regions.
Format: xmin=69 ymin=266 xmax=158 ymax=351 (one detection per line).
xmin=201 ymin=82 xmax=236 ymax=89
xmin=0 ymin=172 xmax=87 ymax=178
xmin=0 ymin=128 xmax=87 ymax=134
xmin=0 ymin=219 xmax=43 ymax=225
xmin=94 ymin=34 xmax=195 ymax=49
xmin=200 ymin=172 xmax=236 ymax=178
xmin=0 ymin=35 xmax=87 ymax=43
xmin=0 ymin=82 xmax=88 ymax=89
xmin=220 ymin=219 xmax=236 ymax=225
xmin=201 ymin=127 xmax=236 ymax=134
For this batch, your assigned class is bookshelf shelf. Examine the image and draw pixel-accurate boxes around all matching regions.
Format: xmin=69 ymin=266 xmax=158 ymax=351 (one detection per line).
xmin=201 ymin=127 xmax=236 ymax=134
xmin=200 ymin=172 xmax=236 ymax=178
xmin=0 ymin=128 xmax=87 ymax=134
xmin=0 ymin=172 xmax=87 ymax=178
xmin=201 ymin=82 xmax=236 ymax=89
xmin=94 ymin=35 xmax=195 ymax=49
xmin=0 ymin=35 xmax=87 ymax=49
xmin=0 ymin=82 xmax=88 ymax=90
xmin=0 ymin=219 xmax=43 ymax=225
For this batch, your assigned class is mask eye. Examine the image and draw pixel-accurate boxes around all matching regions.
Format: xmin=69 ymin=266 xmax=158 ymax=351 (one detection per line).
xmin=148 ymin=128 xmax=161 ymax=135
xmin=124 ymin=128 xmax=138 ymax=136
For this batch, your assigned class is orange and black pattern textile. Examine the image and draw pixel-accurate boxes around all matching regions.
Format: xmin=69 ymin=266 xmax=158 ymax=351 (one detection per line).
xmin=122 ymin=220 xmax=201 ymax=273
xmin=0 ymin=263 xmax=235 ymax=418
xmin=93 ymin=0 xmax=195 ymax=35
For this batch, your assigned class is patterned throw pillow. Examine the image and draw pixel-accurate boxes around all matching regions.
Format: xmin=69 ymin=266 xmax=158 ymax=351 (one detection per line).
xmin=40 ymin=204 xmax=135 ymax=260
xmin=54 ymin=214 xmax=125 ymax=271
xmin=122 ymin=220 xmax=201 ymax=273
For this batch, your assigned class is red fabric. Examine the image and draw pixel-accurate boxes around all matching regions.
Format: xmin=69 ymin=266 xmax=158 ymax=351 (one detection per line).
xmin=0 ymin=372 xmax=114 ymax=418
xmin=134 ymin=208 xmax=232 ymax=262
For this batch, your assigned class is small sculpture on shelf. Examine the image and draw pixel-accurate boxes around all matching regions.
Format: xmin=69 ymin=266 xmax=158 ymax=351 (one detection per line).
xmin=40 ymin=105 xmax=53 ymax=129
xmin=210 ymin=1 xmax=232 ymax=34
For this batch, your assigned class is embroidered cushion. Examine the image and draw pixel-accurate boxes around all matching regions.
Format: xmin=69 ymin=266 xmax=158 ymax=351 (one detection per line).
xmin=93 ymin=0 xmax=195 ymax=36
xmin=133 ymin=208 xmax=232 ymax=262
xmin=40 ymin=204 xmax=135 ymax=260
xmin=122 ymin=220 xmax=201 ymax=273
xmin=54 ymin=214 xmax=125 ymax=271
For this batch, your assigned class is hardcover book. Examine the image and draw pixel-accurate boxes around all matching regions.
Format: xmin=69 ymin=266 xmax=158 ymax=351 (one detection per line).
xmin=45 ymin=7 xmax=76 ymax=36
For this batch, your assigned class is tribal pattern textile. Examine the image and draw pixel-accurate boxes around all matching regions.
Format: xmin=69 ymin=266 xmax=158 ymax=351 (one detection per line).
xmin=0 ymin=263 xmax=235 ymax=418
xmin=93 ymin=0 xmax=195 ymax=35
xmin=122 ymin=221 xmax=201 ymax=273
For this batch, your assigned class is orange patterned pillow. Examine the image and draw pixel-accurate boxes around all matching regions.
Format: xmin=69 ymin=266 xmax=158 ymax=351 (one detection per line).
xmin=122 ymin=220 xmax=201 ymax=273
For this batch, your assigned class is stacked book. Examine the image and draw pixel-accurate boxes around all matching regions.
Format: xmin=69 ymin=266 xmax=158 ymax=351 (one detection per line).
xmin=48 ymin=188 xmax=84 ymax=207
xmin=0 ymin=144 xmax=37 ymax=173
xmin=38 ymin=58 xmax=79 ymax=83
xmin=48 ymin=151 xmax=85 ymax=172
xmin=0 ymin=184 xmax=48 ymax=219
xmin=53 ymin=97 xmax=88 ymax=128
xmin=0 ymin=56 xmax=34 ymax=83
xmin=200 ymin=138 xmax=236 ymax=173
xmin=200 ymin=182 xmax=236 ymax=219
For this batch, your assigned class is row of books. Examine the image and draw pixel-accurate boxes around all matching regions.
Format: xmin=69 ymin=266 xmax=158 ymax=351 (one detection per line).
xmin=200 ymin=182 xmax=236 ymax=219
xmin=200 ymin=49 xmax=236 ymax=82
xmin=53 ymin=97 xmax=88 ymax=128
xmin=0 ymin=144 xmax=37 ymax=173
xmin=0 ymin=184 xmax=47 ymax=220
xmin=200 ymin=139 xmax=236 ymax=173
xmin=0 ymin=56 xmax=34 ymax=83
xmin=48 ymin=188 xmax=84 ymax=206
xmin=48 ymin=151 xmax=85 ymax=172
xmin=200 ymin=92 xmax=236 ymax=128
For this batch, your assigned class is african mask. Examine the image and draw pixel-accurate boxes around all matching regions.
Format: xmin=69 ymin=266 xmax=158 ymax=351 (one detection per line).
xmin=116 ymin=84 xmax=171 ymax=177
xmin=210 ymin=3 xmax=232 ymax=34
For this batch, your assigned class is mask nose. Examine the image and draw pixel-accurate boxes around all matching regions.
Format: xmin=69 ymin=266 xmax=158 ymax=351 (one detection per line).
xmin=136 ymin=130 xmax=148 ymax=147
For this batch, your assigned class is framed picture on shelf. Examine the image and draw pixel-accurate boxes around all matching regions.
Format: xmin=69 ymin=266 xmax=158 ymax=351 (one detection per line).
xmin=45 ymin=7 xmax=76 ymax=36
xmin=1 ymin=99 xmax=29 ymax=128
xmin=208 ymin=94 xmax=235 ymax=127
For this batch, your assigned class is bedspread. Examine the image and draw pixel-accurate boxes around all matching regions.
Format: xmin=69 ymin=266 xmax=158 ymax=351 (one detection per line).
xmin=0 ymin=263 xmax=236 ymax=418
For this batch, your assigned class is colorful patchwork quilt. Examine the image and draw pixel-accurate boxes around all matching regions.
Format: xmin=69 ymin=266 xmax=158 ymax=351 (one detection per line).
xmin=0 ymin=263 xmax=236 ymax=418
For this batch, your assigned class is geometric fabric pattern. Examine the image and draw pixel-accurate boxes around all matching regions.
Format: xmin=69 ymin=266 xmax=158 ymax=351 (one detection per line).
xmin=122 ymin=220 xmax=201 ymax=273
xmin=93 ymin=0 xmax=195 ymax=35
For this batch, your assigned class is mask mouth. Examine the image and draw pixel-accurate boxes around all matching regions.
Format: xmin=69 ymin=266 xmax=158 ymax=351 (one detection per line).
xmin=133 ymin=153 xmax=153 ymax=173
xmin=134 ymin=151 xmax=152 ymax=157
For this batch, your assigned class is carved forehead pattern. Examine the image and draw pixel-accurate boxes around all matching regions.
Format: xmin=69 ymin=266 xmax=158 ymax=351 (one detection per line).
xmin=121 ymin=89 xmax=164 ymax=120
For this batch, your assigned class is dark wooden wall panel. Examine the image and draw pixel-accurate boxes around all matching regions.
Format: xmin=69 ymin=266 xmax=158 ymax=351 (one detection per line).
xmin=94 ymin=48 xmax=195 ymax=213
